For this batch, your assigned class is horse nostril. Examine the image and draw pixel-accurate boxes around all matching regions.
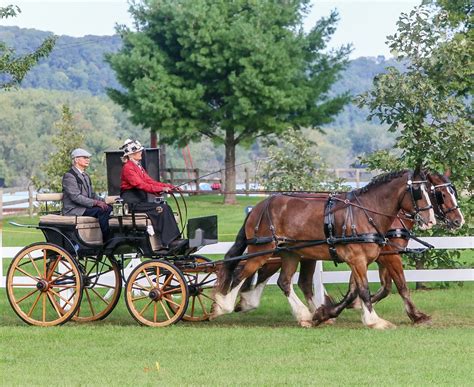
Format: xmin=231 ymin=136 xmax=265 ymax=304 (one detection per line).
xmin=453 ymin=219 xmax=461 ymax=227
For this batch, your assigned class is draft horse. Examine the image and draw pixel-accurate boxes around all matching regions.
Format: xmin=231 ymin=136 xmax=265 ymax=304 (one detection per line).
xmin=234 ymin=171 xmax=464 ymax=324
xmin=211 ymin=170 xmax=436 ymax=329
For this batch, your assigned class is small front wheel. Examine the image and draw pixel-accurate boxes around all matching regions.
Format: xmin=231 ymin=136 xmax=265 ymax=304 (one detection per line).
xmin=6 ymin=243 xmax=83 ymax=326
xmin=125 ymin=260 xmax=188 ymax=327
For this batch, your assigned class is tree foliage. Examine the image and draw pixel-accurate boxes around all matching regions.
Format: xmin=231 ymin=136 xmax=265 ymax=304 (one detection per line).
xmin=32 ymin=106 xmax=84 ymax=192
xmin=107 ymin=0 xmax=351 ymax=203
xmin=0 ymin=89 xmax=144 ymax=187
xmin=358 ymin=2 xmax=473 ymax=273
xmin=0 ymin=6 xmax=56 ymax=89
xmin=258 ymin=128 xmax=348 ymax=192
xmin=358 ymin=4 xmax=473 ymax=192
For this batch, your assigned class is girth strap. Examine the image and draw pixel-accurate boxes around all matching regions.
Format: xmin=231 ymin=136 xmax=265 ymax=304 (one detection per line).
xmin=324 ymin=196 xmax=343 ymax=264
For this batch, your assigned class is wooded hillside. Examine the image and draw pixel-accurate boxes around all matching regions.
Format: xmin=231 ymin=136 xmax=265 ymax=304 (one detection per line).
xmin=0 ymin=26 xmax=401 ymax=187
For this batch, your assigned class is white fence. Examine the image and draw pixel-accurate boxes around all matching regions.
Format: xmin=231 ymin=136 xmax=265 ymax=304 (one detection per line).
xmin=1 ymin=237 xmax=473 ymax=296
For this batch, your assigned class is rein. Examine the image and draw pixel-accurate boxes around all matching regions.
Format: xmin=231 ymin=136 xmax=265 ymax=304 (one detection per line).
xmin=246 ymin=171 xmax=435 ymax=263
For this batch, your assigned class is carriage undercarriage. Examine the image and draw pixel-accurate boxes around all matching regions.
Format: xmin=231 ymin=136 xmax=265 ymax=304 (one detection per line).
xmin=6 ymin=203 xmax=220 ymax=327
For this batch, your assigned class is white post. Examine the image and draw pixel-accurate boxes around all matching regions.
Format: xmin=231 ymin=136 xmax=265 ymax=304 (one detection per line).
xmin=313 ymin=260 xmax=326 ymax=307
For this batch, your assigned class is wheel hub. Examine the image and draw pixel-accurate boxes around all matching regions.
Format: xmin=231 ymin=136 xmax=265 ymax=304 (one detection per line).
xmin=148 ymin=288 xmax=162 ymax=301
xmin=36 ymin=279 xmax=49 ymax=292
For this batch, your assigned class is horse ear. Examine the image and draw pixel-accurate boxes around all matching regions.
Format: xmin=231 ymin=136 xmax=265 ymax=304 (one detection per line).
xmin=414 ymin=165 xmax=421 ymax=177
xmin=444 ymin=168 xmax=451 ymax=178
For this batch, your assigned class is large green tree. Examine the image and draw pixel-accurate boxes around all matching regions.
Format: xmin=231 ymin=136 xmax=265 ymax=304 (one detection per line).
xmin=0 ymin=5 xmax=56 ymax=89
xmin=358 ymin=1 xmax=473 ymax=273
xmin=107 ymin=0 xmax=350 ymax=203
xmin=358 ymin=3 xmax=473 ymax=191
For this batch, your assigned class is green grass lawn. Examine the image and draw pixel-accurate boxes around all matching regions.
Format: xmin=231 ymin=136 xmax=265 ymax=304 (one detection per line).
xmin=1 ymin=195 xmax=473 ymax=385
xmin=1 ymin=284 xmax=473 ymax=386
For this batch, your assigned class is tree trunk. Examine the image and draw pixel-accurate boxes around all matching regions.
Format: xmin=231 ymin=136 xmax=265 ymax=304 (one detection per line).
xmin=224 ymin=128 xmax=236 ymax=204
xmin=415 ymin=257 xmax=426 ymax=290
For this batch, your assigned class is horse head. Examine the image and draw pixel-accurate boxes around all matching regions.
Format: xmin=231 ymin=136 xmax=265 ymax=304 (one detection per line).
xmin=399 ymin=169 xmax=436 ymax=230
xmin=426 ymin=171 xmax=465 ymax=229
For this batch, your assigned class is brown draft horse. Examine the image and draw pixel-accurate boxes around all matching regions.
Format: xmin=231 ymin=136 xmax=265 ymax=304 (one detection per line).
xmin=233 ymin=171 xmax=464 ymax=324
xmin=211 ymin=170 xmax=436 ymax=329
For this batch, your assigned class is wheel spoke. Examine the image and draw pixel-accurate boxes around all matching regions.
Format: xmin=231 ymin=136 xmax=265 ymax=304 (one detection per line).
xmin=49 ymin=288 xmax=76 ymax=308
xmin=46 ymin=292 xmax=63 ymax=318
xmin=16 ymin=288 xmax=39 ymax=304
xmin=42 ymin=293 xmax=47 ymax=322
xmin=28 ymin=253 xmax=42 ymax=277
xmin=190 ymin=296 xmax=196 ymax=317
xmin=90 ymin=288 xmax=109 ymax=306
xmin=162 ymin=287 xmax=184 ymax=296
xmin=162 ymin=295 xmax=182 ymax=308
xmin=143 ymin=269 xmax=154 ymax=288
xmin=84 ymin=289 xmax=96 ymax=316
xmin=138 ymin=299 xmax=153 ymax=316
xmin=131 ymin=294 xmax=149 ymax=302
xmin=14 ymin=266 xmax=40 ymax=282
xmin=197 ymin=294 xmax=208 ymax=314
xmin=199 ymin=292 xmax=214 ymax=302
xmin=46 ymin=256 xmax=61 ymax=281
xmin=159 ymin=300 xmax=171 ymax=320
xmin=27 ymin=292 xmax=42 ymax=317
xmin=51 ymin=268 xmax=73 ymax=283
xmin=153 ymin=302 xmax=158 ymax=323
xmin=160 ymin=274 xmax=174 ymax=290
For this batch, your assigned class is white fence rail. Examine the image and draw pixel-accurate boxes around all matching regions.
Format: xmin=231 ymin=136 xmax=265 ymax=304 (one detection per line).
xmin=1 ymin=237 xmax=472 ymax=290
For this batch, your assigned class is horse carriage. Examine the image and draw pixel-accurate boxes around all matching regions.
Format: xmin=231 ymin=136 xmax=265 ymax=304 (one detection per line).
xmin=6 ymin=152 xmax=464 ymax=329
xmin=6 ymin=148 xmax=219 ymax=327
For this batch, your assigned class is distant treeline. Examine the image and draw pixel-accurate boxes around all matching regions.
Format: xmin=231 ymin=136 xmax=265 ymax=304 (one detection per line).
xmin=0 ymin=26 xmax=403 ymax=186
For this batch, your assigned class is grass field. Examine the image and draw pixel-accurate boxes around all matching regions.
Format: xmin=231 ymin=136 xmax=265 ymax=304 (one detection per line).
xmin=1 ymin=195 xmax=473 ymax=385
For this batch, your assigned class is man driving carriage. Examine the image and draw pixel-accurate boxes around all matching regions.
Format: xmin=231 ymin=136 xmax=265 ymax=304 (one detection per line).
xmin=62 ymin=148 xmax=112 ymax=241
xmin=120 ymin=139 xmax=186 ymax=251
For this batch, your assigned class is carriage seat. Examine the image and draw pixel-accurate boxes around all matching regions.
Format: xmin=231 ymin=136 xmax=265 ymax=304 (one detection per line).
xmin=36 ymin=192 xmax=116 ymax=246
xmin=38 ymin=214 xmax=103 ymax=245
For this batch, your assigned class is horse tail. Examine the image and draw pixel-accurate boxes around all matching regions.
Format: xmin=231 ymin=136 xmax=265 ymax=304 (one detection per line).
xmin=225 ymin=217 xmax=249 ymax=261
xmin=216 ymin=213 xmax=250 ymax=293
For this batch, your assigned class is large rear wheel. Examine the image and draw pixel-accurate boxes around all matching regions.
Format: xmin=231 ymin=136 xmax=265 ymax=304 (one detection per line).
xmin=73 ymin=255 xmax=122 ymax=322
xmin=125 ymin=260 xmax=188 ymax=327
xmin=6 ymin=243 xmax=83 ymax=326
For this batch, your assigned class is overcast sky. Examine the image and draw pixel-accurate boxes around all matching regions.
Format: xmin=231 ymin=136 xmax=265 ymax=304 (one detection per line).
xmin=2 ymin=0 xmax=420 ymax=58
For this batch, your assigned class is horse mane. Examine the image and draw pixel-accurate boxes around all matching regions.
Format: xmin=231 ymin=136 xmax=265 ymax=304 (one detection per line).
xmin=353 ymin=169 xmax=409 ymax=195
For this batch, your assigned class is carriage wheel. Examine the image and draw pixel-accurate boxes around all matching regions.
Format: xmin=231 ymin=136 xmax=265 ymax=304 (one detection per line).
xmin=6 ymin=243 xmax=83 ymax=326
xmin=125 ymin=260 xmax=188 ymax=327
xmin=169 ymin=256 xmax=216 ymax=322
xmin=73 ymin=255 xmax=122 ymax=322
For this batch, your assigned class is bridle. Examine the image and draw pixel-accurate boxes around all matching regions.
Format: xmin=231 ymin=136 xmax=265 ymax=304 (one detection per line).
xmin=401 ymin=171 xmax=433 ymax=227
xmin=431 ymin=182 xmax=460 ymax=217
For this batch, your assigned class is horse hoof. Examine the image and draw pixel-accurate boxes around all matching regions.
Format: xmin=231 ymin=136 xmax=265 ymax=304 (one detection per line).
xmin=368 ymin=319 xmax=396 ymax=330
xmin=324 ymin=318 xmax=336 ymax=325
xmin=413 ymin=314 xmax=432 ymax=325
xmin=299 ymin=320 xmax=313 ymax=328
xmin=234 ymin=302 xmax=243 ymax=313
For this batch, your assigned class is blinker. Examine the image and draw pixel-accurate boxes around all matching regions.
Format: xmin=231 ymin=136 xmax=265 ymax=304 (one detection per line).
xmin=412 ymin=187 xmax=423 ymax=201
xmin=435 ymin=191 xmax=444 ymax=205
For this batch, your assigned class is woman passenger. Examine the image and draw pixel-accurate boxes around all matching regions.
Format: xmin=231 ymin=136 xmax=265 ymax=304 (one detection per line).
xmin=119 ymin=139 xmax=184 ymax=250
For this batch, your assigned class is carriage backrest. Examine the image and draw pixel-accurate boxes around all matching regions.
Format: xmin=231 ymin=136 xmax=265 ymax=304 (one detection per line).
xmin=105 ymin=148 xmax=161 ymax=196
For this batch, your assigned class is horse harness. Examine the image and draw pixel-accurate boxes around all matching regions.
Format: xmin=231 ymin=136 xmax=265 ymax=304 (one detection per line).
xmin=246 ymin=174 xmax=433 ymax=265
